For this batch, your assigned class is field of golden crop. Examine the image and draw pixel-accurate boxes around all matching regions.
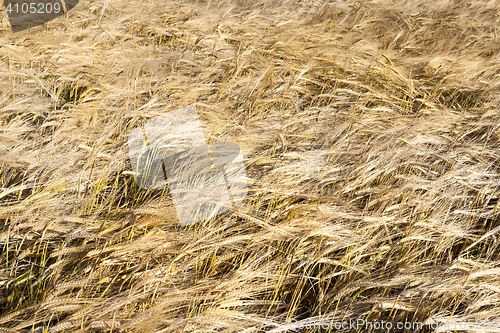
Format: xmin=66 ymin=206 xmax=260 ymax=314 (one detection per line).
xmin=2 ymin=0 xmax=500 ymax=331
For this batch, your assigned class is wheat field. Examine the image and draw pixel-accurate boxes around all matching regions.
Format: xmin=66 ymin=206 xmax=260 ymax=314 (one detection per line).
xmin=2 ymin=0 xmax=500 ymax=332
